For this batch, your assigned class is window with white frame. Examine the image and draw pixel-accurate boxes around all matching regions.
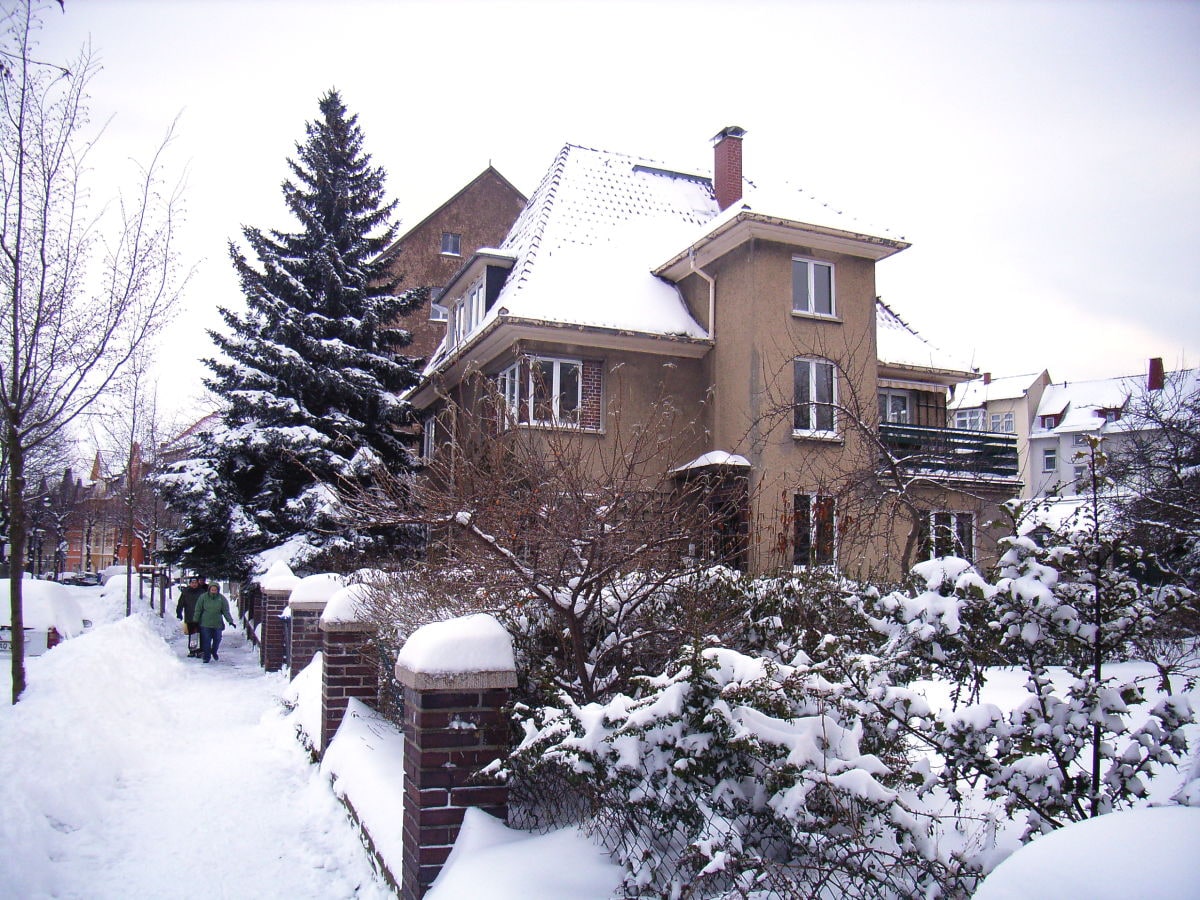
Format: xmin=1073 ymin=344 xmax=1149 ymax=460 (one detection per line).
xmin=794 ymin=358 xmax=837 ymax=436
xmin=878 ymin=389 xmax=911 ymax=424
xmin=791 ymin=257 xmax=835 ymax=317
xmin=1072 ymin=432 xmax=1090 ymax=446
xmin=440 ymin=232 xmax=461 ymax=256
xmin=448 ymin=280 xmax=486 ymax=349
xmin=918 ymin=511 xmax=975 ymax=561
xmin=990 ymin=411 xmax=1015 ymax=433
xmin=794 ymin=493 xmax=836 ymax=568
xmin=422 ymin=417 xmax=437 ymax=460
xmin=529 ymin=357 xmax=581 ymax=426
xmin=954 ymin=408 xmax=987 ymax=431
xmin=429 ymin=287 xmax=448 ymax=322
xmin=497 ymin=363 xmax=520 ymax=424
xmin=1043 ymin=447 xmax=1057 ymax=472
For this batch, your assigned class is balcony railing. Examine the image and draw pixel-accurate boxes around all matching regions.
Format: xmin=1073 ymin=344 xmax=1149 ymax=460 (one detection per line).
xmin=879 ymin=423 xmax=1019 ymax=480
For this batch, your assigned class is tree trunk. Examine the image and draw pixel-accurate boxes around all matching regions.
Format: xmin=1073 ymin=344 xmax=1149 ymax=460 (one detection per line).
xmin=8 ymin=425 xmax=27 ymax=703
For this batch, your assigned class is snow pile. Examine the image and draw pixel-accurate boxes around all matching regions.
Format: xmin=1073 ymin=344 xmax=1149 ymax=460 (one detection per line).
xmin=0 ymin=578 xmax=85 ymax=636
xmin=428 ymin=807 xmax=623 ymax=900
xmin=973 ymin=805 xmax=1200 ymax=900
xmin=322 ymin=582 xmax=376 ymax=625
xmin=395 ymin=613 xmax=515 ymax=676
xmin=289 ymin=572 xmax=346 ymax=605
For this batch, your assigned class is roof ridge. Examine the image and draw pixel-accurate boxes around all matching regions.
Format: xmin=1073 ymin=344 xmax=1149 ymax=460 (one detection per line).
xmin=502 ymin=144 xmax=573 ymax=294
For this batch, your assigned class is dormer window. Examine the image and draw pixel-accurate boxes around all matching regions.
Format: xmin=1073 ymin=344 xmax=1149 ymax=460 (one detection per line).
xmin=1100 ymin=408 xmax=1121 ymax=424
xmin=440 ymin=232 xmax=462 ymax=256
xmin=792 ymin=257 xmax=835 ymax=317
xmin=1040 ymin=414 xmax=1060 ymax=429
xmin=448 ymin=280 xmax=486 ymax=349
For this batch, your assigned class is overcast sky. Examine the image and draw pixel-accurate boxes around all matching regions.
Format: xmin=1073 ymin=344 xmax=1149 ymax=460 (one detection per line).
xmin=36 ymin=0 xmax=1200 ymax=421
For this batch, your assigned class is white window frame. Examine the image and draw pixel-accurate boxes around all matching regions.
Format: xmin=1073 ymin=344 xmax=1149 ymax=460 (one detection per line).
xmin=429 ymin=287 xmax=448 ymax=322
xmin=528 ymin=357 xmax=582 ymax=427
xmin=793 ymin=357 xmax=837 ymax=438
xmin=440 ymin=232 xmax=461 ymax=256
xmin=879 ymin=389 xmax=911 ymax=424
xmin=1042 ymin=447 xmax=1057 ymax=472
xmin=791 ymin=257 xmax=835 ymax=317
xmin=920 ymin=511 xmax=975 ymax=562
xmin=793 ymin=493 xmax=837 ymax=569
xmin=498 ymin=363 xmax=520 ymax=426
xmin=990 ymin=411 xmax=1015 ymax=433
xmin=422 ymin=417 xmax=437 ymax=460
xmin=447 ymin=279 xmax=486 ymax=349
xmin=954 ymin=408 xmax=987 ymax=431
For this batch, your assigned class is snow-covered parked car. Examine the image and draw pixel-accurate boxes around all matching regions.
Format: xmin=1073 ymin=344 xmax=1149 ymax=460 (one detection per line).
xmin=0 ymin=578 xmax=90 ymax=657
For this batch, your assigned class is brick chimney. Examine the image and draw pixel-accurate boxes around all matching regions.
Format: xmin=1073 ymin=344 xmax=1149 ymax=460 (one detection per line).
xmin=1148 ymin=357 xmax=1165 ymax=391
xmin=712 ymin=125 xmax=746 ymax=211
xmin=982 ymin=372 xmax=992 ymax=385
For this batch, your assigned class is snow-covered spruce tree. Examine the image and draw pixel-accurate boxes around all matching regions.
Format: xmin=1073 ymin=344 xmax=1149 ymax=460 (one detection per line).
xmin=160 ymin=90 xmax=425 ymax=577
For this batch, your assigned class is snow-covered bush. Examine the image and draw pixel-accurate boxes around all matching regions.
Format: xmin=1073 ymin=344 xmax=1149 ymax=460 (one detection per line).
xmin=853 ymin=510 xmax=1196 ymax=839
xmin=505 ymin=644 xmax=979 ymax=898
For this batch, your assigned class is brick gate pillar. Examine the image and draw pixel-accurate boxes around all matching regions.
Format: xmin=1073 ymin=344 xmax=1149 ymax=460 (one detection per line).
xmin=394 ymin=614 xmax=516 ymax=900
xmin=320 ymin=616 xmax=378 ymax=755
xmin=259 ymin=587 xmax=291 ymax=672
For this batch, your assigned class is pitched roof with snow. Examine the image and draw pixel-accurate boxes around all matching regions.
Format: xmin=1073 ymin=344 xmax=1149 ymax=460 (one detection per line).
xmin=1033 ymin=368 xmax=1200 ymax=435
xmin=875 ymin=300 xmax=972 ymax=375
xmin=424 ymin=140 xmax=925 ymax=379
xmin=425 ymin=145 xmax=717 ymax=371
xmin=949 ymin=372 xmax=1048 ymax=410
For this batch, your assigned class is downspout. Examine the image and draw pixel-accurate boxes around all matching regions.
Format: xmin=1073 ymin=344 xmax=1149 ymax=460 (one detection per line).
xmin=688 ymin=248 xmax=716 ymax=339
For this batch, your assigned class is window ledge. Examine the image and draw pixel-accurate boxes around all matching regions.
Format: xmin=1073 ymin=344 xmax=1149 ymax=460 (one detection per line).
xmin=790 ymin=311 xmax=842 ymax=324
xmin=792 ymin=430 xmax=842 ymax=443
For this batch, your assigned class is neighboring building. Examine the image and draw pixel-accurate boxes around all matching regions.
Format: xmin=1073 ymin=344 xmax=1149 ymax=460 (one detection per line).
xmin=58 ymin=450 xmax=150 ymax=576
xmin=410 ymin=128 xmax=1020 ymax=579
xmin=1028 ymin=358 xmax=1199 ymax=498
xmin=948 ymin=370 xmax=1053 ymax=497
xmin=379 ymin=167 xmax=527 ymax=364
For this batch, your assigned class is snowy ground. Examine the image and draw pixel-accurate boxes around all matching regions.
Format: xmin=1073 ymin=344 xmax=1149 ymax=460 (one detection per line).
xmin=0 ymin=583 xmax=621 ymax=899
xmin=0 ymin=584 xmax=394 ymax=900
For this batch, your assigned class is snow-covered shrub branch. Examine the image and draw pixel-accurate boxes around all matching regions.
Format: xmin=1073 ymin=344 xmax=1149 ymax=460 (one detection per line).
xmin=504 ymin=643 xmax=980 ymax=898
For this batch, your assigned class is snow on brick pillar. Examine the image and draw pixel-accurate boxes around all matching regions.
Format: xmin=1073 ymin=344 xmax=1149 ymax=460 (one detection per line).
xmin=712 ymin=125 xmax=746 ymax=211
xmin=394 ymin=614 xmax=517 ymax=900
xmin=259 ymin=587 xmax=291 ymax=672
xmin=286 ymin=573 xmax=348 ymax=680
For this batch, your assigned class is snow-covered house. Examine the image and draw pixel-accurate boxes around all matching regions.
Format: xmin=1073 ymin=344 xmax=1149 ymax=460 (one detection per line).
xmin=410 ymin=127 xmax=1020 ymax=577
xmin=949 ymin=370 xmax=1053 ymax=497
xmin=1028 ymin=359 xmax=1199 ymax=498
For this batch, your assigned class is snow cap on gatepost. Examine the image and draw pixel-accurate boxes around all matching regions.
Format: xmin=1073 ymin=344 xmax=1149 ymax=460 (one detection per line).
xmin=394 ymin=613 xmax=517 ymax=690
xmin=288 ymin=572 xmax=346 ymax=612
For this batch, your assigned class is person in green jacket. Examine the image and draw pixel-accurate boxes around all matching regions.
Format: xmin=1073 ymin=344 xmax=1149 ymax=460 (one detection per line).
xmin=192 ymin=582 xmax=235 ymax=664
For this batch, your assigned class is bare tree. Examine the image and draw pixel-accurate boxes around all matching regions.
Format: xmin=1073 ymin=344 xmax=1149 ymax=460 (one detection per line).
xmin=750 ymin=310 xmax=1015 ymax=583
xmin=1 ymin=1 xmax=185 ymax=702
xmin=89 ymin=356 xmax=183 ymax=616
xmin=339 ymin=369 xmax=740 ymax=703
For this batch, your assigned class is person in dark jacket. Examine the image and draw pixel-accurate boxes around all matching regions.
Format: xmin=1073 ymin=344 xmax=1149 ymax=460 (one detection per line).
xmin=192 ymin=582 xmax=235 ymax=664
xmin=175 ymin=576 xmax=206 ymax=658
